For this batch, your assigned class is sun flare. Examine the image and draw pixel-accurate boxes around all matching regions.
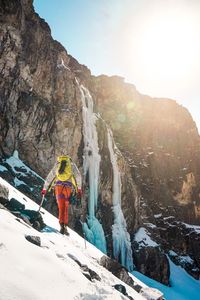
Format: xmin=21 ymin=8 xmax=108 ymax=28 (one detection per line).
xmin=126 ymin=4 xmax=200 ymax=95
xmin=140 ymin=15 xmax=199 ymax=79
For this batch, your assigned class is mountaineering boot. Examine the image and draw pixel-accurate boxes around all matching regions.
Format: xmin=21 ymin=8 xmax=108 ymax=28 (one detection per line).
xmin=64 ymin=225 xmax=69 ymax=236
xmin=60 ymin=223 xmax=65 ymax=234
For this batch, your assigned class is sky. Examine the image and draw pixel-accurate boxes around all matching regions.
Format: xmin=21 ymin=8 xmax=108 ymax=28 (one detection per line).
xmin=33 ymin=0 xmax=200 ymax=132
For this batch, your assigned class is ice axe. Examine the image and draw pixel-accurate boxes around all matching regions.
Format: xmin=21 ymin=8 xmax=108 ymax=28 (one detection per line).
xmin=83 ymin=232 xmax=87 ymax=249
xmin=38 ymin=178 xmax=54 ymax=213
xmin=38 ymin=194 xmax=45 ymax=212
xmin=79 ymin=217 xmax=87 ymax=249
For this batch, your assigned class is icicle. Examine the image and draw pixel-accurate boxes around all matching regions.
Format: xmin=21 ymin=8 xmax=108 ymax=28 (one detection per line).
xmin=78 ymin=83 xmax=107 ymax=254
xmin=107 ymin=128 xmax=134 ymax=271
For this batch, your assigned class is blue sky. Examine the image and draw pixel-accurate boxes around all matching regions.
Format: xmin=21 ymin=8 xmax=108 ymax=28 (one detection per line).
xmin=33 ymin=0 xmax=125 ymax=75
xmin=33 ymin=0 xmax=200 ymax=132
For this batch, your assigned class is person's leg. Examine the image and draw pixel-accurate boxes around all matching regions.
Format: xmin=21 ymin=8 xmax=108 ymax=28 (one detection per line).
xmin=55 ymin=185 xmax=66 ymax=233
xmin=63 ymin=200 xmax=69 ymax=235
xmin=64 ymin=200 xmax=69 ymax=225
xmin=63 ymin=187 xmax=72 ymax=235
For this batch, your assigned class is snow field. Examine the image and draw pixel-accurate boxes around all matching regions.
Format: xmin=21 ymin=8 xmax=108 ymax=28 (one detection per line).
xmin=0 ymin=177 xmax=146 ymax=300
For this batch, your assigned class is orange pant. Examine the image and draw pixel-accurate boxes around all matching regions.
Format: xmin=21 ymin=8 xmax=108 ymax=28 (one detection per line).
xmin=55 ymin=185 xmax=72 ymax=225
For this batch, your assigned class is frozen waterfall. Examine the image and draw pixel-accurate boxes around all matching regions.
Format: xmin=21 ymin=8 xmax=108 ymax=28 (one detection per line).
xmin=79 ymin=84 xmax=107 ymax=254
xmin=107 ymin=128 xmax=134 ymax=271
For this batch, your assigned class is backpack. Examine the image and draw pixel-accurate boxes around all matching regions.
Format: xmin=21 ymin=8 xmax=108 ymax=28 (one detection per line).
xmin=56 ymin=155 xmax=78 ymax=191
xmin=56 ymin=155 xmax=72 ymax=181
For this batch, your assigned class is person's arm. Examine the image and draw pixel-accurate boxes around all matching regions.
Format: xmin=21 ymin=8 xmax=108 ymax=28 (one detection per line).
xmin=42 ymin=162 xmax=58 ymax=192
xmin=72 ymin=163 xmax=82 ymax=189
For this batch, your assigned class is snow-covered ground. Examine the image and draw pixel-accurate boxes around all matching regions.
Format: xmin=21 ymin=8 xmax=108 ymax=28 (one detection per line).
xmin=1 ymin=176 xmax=200 ymax=300
xmin=0 ymin=177 xmax=153 ymax=300
xmin=134 ymin=227 xmax=159 ymax=248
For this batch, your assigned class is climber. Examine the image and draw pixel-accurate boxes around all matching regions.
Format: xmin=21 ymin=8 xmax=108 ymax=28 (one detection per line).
xmin=41 ymin=155 xmax=82 ymax=235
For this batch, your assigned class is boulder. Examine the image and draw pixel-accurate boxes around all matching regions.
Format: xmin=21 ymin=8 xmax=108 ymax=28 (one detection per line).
xmin=67 ymin=253 xmax=101 ymax=282
xmin=0 ymin=183 xmax=9 ymax=205
xmin=113 ymin=284 xmax=133 ymax=300
xmin=25 ymin=235 xmax=41 ymax=247
xmin=100 ymin=256 xmax=135 ymax=287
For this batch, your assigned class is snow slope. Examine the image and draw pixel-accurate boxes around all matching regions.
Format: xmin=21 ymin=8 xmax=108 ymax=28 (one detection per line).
xmin=1 ymin=175 xmax=200 ymax=300
xmin=0 ymin=177 xmax=150 ymax=300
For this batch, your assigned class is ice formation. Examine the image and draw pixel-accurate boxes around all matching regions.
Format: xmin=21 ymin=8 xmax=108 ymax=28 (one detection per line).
xmin=79 ymin=84 xmax=107 ymax=254
xmin=107 ymin=128 xmax=134 ymax=271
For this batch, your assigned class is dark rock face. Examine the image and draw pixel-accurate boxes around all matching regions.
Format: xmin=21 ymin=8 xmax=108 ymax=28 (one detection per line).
xmin=93 ymin=75 xmax=200 ymax=225
xmin=0 ymin=0 xmax=83 ymax=174
xmin=92 ymin=75 xmax=200 ymax=280
xmin=132 ymin=227 xmax=170 ymax=285
xmin=155 ymin=216 xmax=200 ymax=279
xmin=132 ymin=242 xmax=170 ymax=285
xmin=0 ymin=0 xmax=87 ymax=239
xmin=1 ymin=0 xmax=200 ymax=283
xmin=0 ymin=153 xmax=44 ymax=203
xmin=0 ymin=0 xmax=139 ymax=268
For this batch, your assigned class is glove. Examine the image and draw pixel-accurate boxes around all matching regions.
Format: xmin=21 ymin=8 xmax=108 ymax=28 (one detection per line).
xmin=41 ymin=189 xmax=47 ymax=196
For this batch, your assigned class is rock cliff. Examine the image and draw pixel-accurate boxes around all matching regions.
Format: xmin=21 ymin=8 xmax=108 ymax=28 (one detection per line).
xmin=1 ymin=0 xmax=200 ymax=284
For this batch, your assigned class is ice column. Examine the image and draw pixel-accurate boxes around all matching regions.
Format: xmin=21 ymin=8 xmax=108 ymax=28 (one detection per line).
xmin=79 ymin=84 xmax=107 ymax=254
xmin=107 ymin=128 xmax=134 ymax=271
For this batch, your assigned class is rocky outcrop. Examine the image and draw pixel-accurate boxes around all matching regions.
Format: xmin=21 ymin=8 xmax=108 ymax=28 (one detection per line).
xmin=132 ymin=227 xmax=170 ymax=285
xmin=154 ymin=215 xmax=200 ymax=279
xmin=0 ymin=0 xmax=84 ymax=174
xmin=100 ymin=255 xmax=136 ymax=287
xmin=0 ymin=0 xmax=89 ymax=237
xmin=0 ymin=151 xmax=44 ymax=201
xmin=0 ymin=182 xmax=9 ymax=203
xmin=67 ymin=253 xmax=101 ymax=282
xmin=92 ymin=75 xmax=200 ymax=224
xmin=1 ymin=0 xmax=200 ymax=283
xmin=100 ymin=256 xmax=164 ymax=299
xmin=92 ymin=75 xmax=200 ymax=280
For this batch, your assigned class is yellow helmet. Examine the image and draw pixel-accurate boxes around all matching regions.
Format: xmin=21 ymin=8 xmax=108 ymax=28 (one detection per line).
xmin=57 ymin=155 xmax=71 ymax=162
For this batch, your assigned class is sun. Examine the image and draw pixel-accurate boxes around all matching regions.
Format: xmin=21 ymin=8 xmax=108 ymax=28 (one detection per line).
xmin=126 ymin=3 xmax=200 ymax=95
xmin=140 ymin=14 xmax=198 ymax=80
